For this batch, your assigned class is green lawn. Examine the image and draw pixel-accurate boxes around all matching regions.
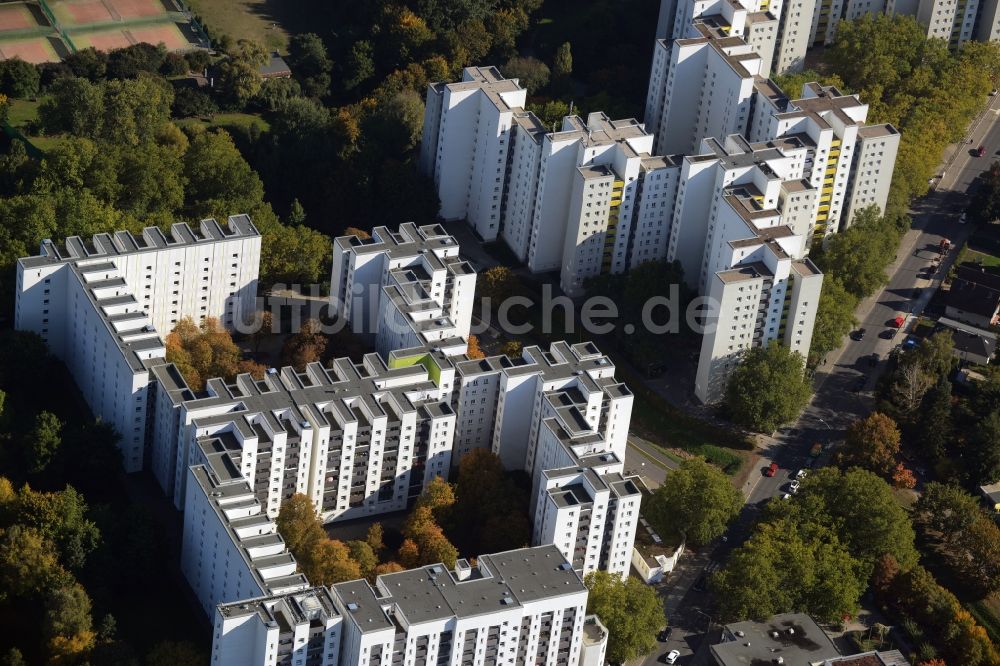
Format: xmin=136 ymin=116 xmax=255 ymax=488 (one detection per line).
xmin=623 ymin=366 xmax=751 ymax=475
xmin=6 ymin=98 xmax=40 ymax=130
xmin=185 ymin=0 xmax=288 ymax=50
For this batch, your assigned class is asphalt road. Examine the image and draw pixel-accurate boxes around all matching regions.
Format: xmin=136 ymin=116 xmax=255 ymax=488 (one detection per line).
xmin=635 ymin=93 xmax=1000 ymax=666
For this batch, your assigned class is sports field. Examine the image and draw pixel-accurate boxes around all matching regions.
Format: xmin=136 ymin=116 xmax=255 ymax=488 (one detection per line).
xmin=46 ymin=0 xmax=173 ymax=27
xmin=0 ymin=35 xmax=62 ymax=63
xmin=0 ymin=2 xmax=46 ymax=32
xmin=68 ymin=21 xmax=188 ymax=50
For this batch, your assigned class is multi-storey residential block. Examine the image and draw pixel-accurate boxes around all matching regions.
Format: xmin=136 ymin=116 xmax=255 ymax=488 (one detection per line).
xmin=977 ymin=0 xmax=1000 ymax=39
xmin=890 ymin=0 xmax=979 ymax=44
xmin=656 ymin=0 xmax=785 ymax=72
xmin=772 ymin=0 xmax=817 ymax=72
xmin=329 ymin=223 xmax=476 ymax=358
xmin=153 ymin=353 xmax=456 ymax=524
xmin=420 ymin=66 xmax=528 ymax=241
xmin=182 ymin=447 xmax=309 ymax=618
xmin=15 ymin=216 xmax=261 ymax=471
xmin=646 ymin=21 xmax=763 ymax=155
xmin=333 ymin=546 xmax=591 ymax=666
xmin=445 ymin=341 xmax=639 ymax=579
xmin=212 ymin=547 xmax=602 ymax=666
xmin=213 ymin=588 xmax=343 ymax=666
xmin=749 ymin=82 xmax=900 ymax=237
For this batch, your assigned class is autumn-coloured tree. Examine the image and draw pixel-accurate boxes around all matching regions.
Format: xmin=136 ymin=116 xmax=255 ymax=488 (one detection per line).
xmin=373 ymin=561 xmax=405 ymax=576
xmin=306 ymin=539 xmax=362 ymax=586
xmin=918 ymin=660 xmax=947 ymax=666
xmin=892 ymin=463 xmax=917 ymax=489
xmin=366 ymin=523 xmax=385 ymax=554
xmin=250 ymin=310 xmax=274 ymax=352
xmin=165 ymin=317 xmax=244 ymax=390
xmin=343 ymin=226 xmax=371 ymax=240
xmin=839 ymin=412 xmax=901 ymax=477
xmin=281 ymin=318 xmax=327 ymax=370
xmin=871 ymin=553 xmax=899 ymax=601
xmin=415 ymin=477 xmax=455 ymax=524
xmin=237 ymin=359 xmax=268 ymax=379
xmin=466 ymin=335 xmax=485 ymax=359
xmin=397 ymin=538 xmax=420 ymax=568
xmin=275 ymin=494 xmax=325 ymax=555
xmin=479 ymin=266 xmax=519 ymax=305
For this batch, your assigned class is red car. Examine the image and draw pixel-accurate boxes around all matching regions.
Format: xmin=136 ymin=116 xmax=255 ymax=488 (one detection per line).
xmin=764 ymin=462 xmax=779 ymax=477
xmin=978 ymin=145 xmax=987 ymax=157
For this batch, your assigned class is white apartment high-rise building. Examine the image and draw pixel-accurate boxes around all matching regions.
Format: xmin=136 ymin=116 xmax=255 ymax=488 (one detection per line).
xmin=646 ymin=21 xmax=763 ymax=155
xmin=976 ymin=0 xmax=1000 ymax=39
xmin=333 ymin=546 xmax=591 ymax=666
xmin=749 ymin=82 xmax=900 ymax=237
xmin=420 ymin=66 xmax=529 ymax=241
xmin=15 ymin=216 xmax=261 ymax=472
xmin=152 ymin=353 xmax=457 ymax=524
xmin=213 ymin=588 xmax=343 ymax=666
xmin=445 ymin=341 xmax=639 ymax=579
xmin=887 ymin=0 xmax=978 ymax=44
xmin=330 ymin=223 xmax=476 ymax=358
xmin=212 ymin=547 xmax=602 ymax=666
xmin=182 ymin=450 xmax=309 ymax=619
xmin=772 ymin=0 xmax=817 ymax=72
xmin=657 ymin=0 xmax=784 ymax=74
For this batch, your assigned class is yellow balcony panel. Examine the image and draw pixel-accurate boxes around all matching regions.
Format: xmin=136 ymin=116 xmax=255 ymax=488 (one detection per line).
xmin=818 ymin=204 xmax=830 ymax=211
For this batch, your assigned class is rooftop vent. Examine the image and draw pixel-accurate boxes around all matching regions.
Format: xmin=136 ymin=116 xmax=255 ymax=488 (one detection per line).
xmin=346 ymin=603 xmax=359 ymax=611
xmin=501 ymin=597 xmax=515 ymax=606
xmin=770 ymin=631 xmax=780 ymax=639
xmin=787 ymin=628 xmax=795 ymax=636
xmin=735 ymin=631 xmax=745 ymax=638
xmin=267 ymin=368 xmax=278 ymax=375
xmin=558 ymin=562 xmax=573 ymax=571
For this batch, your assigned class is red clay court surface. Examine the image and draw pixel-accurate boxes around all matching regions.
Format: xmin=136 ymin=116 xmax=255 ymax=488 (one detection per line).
xmin=0 ymin=36 xmax=60 ymax=63
xmin=69 ymin=22 xmax=188 ymax=50
xmin=0 ymin=3 xmax=42 ymax=32
xmin=51 ymin=0 xmax=169 ymax=26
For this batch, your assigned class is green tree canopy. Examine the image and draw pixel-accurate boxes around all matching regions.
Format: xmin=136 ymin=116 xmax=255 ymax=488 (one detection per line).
xmin=809 ymin=277 xmax=858 ymax=362
xmin=288 ymin=33 xmax=333 ymax=98
xmin=725 ymin=344 xmax=811 ymax=432
xmin=501 ymin=56 xmax=550 ymax=92
xmin=838 ymin=412 xmax=901 ymax=477
xmin=584 ymin=571 xmax=664 ymax=663
xmin=0 ymin=58 xmax=40 ymax=98
xmin=645 ymin=458 xmax=742 ymax=546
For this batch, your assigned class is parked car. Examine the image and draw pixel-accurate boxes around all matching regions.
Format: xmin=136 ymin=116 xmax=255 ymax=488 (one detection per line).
xmin=978 ymin=145 xmax=987 ymax=157
xmin=851 ymin=328 xmax=866 ymax=341
xmin=789 ymin=479 xmax=801 ymax=493
xmin=765 ymin=462 xmax=779 ymax=477
xmin=658 ymin=628 xmax=672 ymax=642
xmin=796 ymin=469 xmax=808 ymax=479
xmin=781 ymin=492 xmax=792 ymax=500
xmin=663 ymin=650 xmax=680 ymax=664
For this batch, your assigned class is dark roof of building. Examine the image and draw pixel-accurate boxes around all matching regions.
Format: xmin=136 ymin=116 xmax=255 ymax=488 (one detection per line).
xmin=711 ymin=613 xmax=841 ymax=666
xmin=946 ymin=277 xmax=1000 ymax=318
xmin=260 ymin=52 xmax=291 ymax=77
xmin=956 ymin=264 xmax=1000 ymax=290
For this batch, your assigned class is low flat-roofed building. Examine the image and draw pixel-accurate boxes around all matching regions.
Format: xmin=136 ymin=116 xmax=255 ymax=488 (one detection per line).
xmin=711 ymin=613 xmax=840 ymax=666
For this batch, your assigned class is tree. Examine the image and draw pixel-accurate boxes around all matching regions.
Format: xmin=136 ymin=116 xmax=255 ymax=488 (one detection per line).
xmin=0 ymin=526 xmax=72 ymax=600
xmin=281 ymin=319 xmax=327 ymax=370
xmin=38 ymin=77 xmax=105 ymax=138
xmin=452 ymin=449 xmax=531 ymax=555
xmin=501 ymin=340 xmax=523 ymax=357
xmin=365 ymin=90 xmax=425 ymax=154
xmin=216 ymin=56 xmax=262 ymax=109
xmin=725 ymin=344 xmax=812 ymax=432
xmin=373 ymin=561 xmax=405 ymax=576
xmin=552 ymin=42 xmax=573 ymax=80
xmin=527 ymin=99 xmax=570 ymax=129
xmin=12 ymin=484 xmax=101 ymax=571
xmin=712 ymin=520 xmax=865 ymax=623
xmin=645 ymin=458 xmax=742 ymax=546
xmin=480 ymin=266 xmax=519 ymax=305
xmin=306 ymin=538 xmax=362 ymax=585
xmin=415 ymin=477 xmax=456 ymax=519
xmin=891 ymin=464 xmax=916 ymax=489
xmin=44 ymin=583 xmax=95 ymax=660
xmin=809 ymin=277 xmax=858 ymax=361
xmin=584 ymin=571 xmax=664 ymax=664
xmin=27 ymin=410 xmax=63 ymax=474
xmin=343 ymin=226 xmax=371 ymax=240
xmin=348 ymin=540 xmax=379 ymax=580
xmin=99 ymin=75 xmax=174 ymax=146
xmin=172 ymin=87 xmax=218 ymax=118
xmin=502 ymin=56 xmax=550 ymax=92
xmin=914 ymin=482 xmax=981 ymax=541
xmin=917 ymin=375 xmax=952 ymax=461
xmin=288 ymin=33 xmax=333 ymax=98
xmin=814 ymin=206 xmax=900 ymax=299
xmin=970 ymin=161 xmax=1000 ymax=223
xmin=838 ymin=412 xmax=901 ymax=477
xmin=968 ymin=410 xmax=1000 ymax=486
xmin=957 ymin=516 xmax=1000 ymax=596
xmin=165 ymin=317 xmax=244 ymax=391
xmin=466 ymin=335 xmax=485 ymax=359
xmin=785 ymin=467 xmax=918 ymax=572
xmin=182 ymin=129 xmax=265 ymax=219
xmin=275 ymin=493 xmax=325 ymax=556
xmin=397 ymin=538 xmax=421 ymax=568
xmin=343 ymin=40 xmax=375 ymax=91
xmin=63 ymin=47 xmax=108 ymax=81
xmin=366 ymin=523 xmax=385 ymax=553
xmin=106 ymin=42 xmax=166 ymax=79
xmin=144 ymin=641 xmax=206 ymax=666
xmin=0 ymin=58 xmax=40 ymax=98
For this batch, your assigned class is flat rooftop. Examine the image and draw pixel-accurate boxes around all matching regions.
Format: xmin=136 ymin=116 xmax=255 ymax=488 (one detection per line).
xmin=712 ymin=613 xmax=841 ymax=666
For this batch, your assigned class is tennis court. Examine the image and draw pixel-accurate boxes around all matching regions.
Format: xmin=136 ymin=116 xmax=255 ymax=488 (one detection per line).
xmin=0 ymin=3 xmax=46 ymax=32
xmin=0 ymin=35 xmax=63 ymax=63
xmin=47 ymin=0 xmax=172 ymax=27
xmin=68 ymin=21 xmax=188 ymax=50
